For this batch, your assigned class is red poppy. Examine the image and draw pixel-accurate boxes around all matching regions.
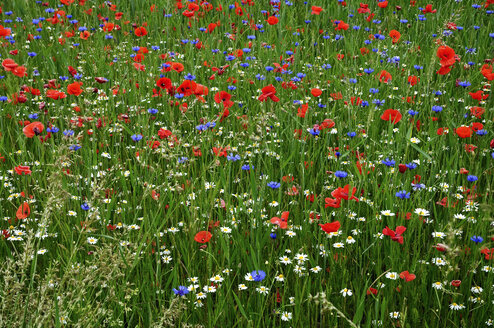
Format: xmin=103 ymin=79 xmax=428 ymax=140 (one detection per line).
xmin=156 ymin=77 xmax=172 ymax=90
xmin=194 ymin=230 xmax=212 ymax=243
xmin=367 ymin=287 xmax=378 ymax=295
xmin=311 ymin=6 xmax=323 ymax=15
xmin=177 ymin=80 xmax=197 ymax=97
xmin=469 ymin=90 xmax=489 ymax=102
xmin=407 ymin=75 xmax=419 ymax=86
xmin=437 ymin=46 xmax=456 ymax=67
xmin=377 ymin=1 xmax=388 ymax=8
xmin=456 ymin=126 xmax=472 ymax=138
xmin=2 ymin=58 xmax=18 ymax=71
xmin=399 ymin=271 xmax=416 ymax=282
xmin=389 ymin=30 xmax=401 ymax=44
xmin=270 ymin=211 xmax=289 ymax=229
xmin=46 ymin=89 xmax=67 ymax=100
xmin=378 ymin=70 xmax=392 ymax=83
xmin=382 ymin=226 xmax=406 ymax=244
xmin=267 ymin=16 xmax=279 ymax=25
xmin=451 ymin=280 xmax=461 ymax=287
xmin=12 ymin=66 xmax=27 ymax=77
xmin=14 ymin=165 xmax=32 ymax=175
xmin=134 ymin=26 xmax=147 ymax=37
xmin=380 ymin=109 xmax=402 ymax=124
xmin=310 ymin=88 xmax=322 ymax=97
xmin=324 ymin=197 xmax=341 ymax=208
xmin=297 ymin=104 xmax=309 ymax=118
xmin=214 ymin=91 xmax=234 ymax=108
xmin=16 ymin=202 xmax=30 ymax=220
xmin=422 ymin=4 xmax=437 ymax=13
xmin=23 ymin=122 xmax=44 ymax=138
xmin=470 ymin=106 xmax=485 ymax=119
xmin=331 ymin=184 xmax=359 ymax=202
xmin=319 ymin=221 xmax=341 ymax=234
xmin=67 ymin=82 xmax=83 ymax=96
xmin=258 ymin=85 xmax=280 ymax=102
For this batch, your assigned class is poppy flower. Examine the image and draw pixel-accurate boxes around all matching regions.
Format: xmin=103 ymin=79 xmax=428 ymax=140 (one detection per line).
xmin=214 ymin=91 xmax=234 ymax=108
xmin=134 ymin=26 xmax=147 ymax=37
xmin=258 ymin=85 xmax=280 ymax=102
xmin=267 ymin=16 xmax=279 ymax=25
xmin=422 ymin=4 xmax=437 ymax=13
xmin=67 ymin=82 xmax=83 ymax=96
xmin=311 ymin=88 xmax=322 ymax=97
xmin=469 ymin=90 xmax=489 ymax=102
xmin=399 ymin=271 xmax=416 ymax=282
xmin=0 ymin=25 xmax=12 ymax=38
xmin=271 ymin=211 xmax=289 ymax=229
xmin=46 ymin=89 xmax=67 ymax=100
xmin=23 ymin=122 xmax=44 ymax=138
xmin=382 ymin=226 xmax=406 ymax=244
xmin=378 ymin=70 xmax=392 ymax=83
xmin=380 ymin=109 xmax=402 ymax=124
xmin=389 ymin=30 xmax=401 ymax=44
xmin=14 ymin=165 xmax=32 ymax=175
xmin=407 ymin=75 xmax=419 ymax=86
xmin=456 ymin=126 xmax=472 ymax=138
xmin=325 ymin=197 xmax=341 ymax=208
xmin=194 ymin=230 xmax=212 ymax=243
xmin=377 ymin=1 xmax=388 ymax=8
xmin=319 ymin=221 xmax=341 ymax=234
xmin=311 ymin=6 xmax=323 ymax=15
xmin=2 ymin=58 xmax=18 ymax=71
xmin=12 ymin=66 xmax=27 ymax=77
xmin=437 ymin=46 xmax=456 ymax=67
xmin=367 ymin=287 xmax=378 ymax=295
xmin=331 ymin=184 xmax=359 ymax=202
xmin=297 ymin=104 xmax=309 ymax=118
xmin=470 ymin=106 xmax=485 ymax=119
xmin=156 ymin=77 xmax=172 ymax=90
xmin=16 ymin=202 xmax=30 ymax=220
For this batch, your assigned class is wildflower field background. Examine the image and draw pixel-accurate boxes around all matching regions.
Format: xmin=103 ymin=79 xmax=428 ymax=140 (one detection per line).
xmin=0 ymin=0 xmax=493 ymax=327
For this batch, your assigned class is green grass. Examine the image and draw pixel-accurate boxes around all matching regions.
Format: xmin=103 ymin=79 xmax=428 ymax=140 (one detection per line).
xmin=0 ymin=0 xmax=493 ymax=327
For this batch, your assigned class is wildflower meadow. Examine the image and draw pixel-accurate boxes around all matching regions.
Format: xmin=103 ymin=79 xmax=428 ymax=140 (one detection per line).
xmin=1 ymin=0 xmax=494 ymax=327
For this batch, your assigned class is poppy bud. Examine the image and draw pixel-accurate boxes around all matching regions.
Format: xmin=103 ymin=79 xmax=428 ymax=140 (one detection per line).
xmin=490 ymin=138 xmax=494 ymax=148
xmin=451 ymin=280 xmax=461 ymax=287
xmin=398 ymin=164 xmax=407 ymax=173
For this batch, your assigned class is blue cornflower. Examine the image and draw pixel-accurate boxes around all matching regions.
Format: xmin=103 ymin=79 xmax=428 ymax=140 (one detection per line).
xmin=28 ymin=113 xmax=39 ymax=119
xmin=395 ymin=190 xmax=411 ymax=199
xmin=267 ymin=181 xmax=281 ymax=189
xmin=172 ymin=286 xmax=189 ymax=296
xmin=69 ymin=144 xmax=82 ymax=151
xmin=467 ymin=175 xmax=478 ymax=182
xmin=270 ymin=233 xmax=277 ymax=239
xmin=178 ymin=157 xmax=188 ymax=164
xmin=432 ymin=106 xmax=443 ymax=113
xmin=227 ymin=153 xmax=241 ymax=162
xmin=148 ymin=108 xmax=158 ymax=114
xmin=196 ymin=124 xmax=207 ymax=131
xmin=381 ymin=158 xmax=395 ymax=167
xmin=131 ymin=134 xmax=143 ymax=142
xmin=81 ymin=203 xmax=90 ymax=211
xmin=470 ymin=236 xmax=483 ymax=244
xmin=347 ymin=132 xmax=356 ymax=138
xmin=309 ymin=128 xmax=320 ymax=136
xmin=408 ymin=110 xmax=419 ymax=116
xmin=251 ymin=270 xmax=266 ymax=282
xmin=334 ymin=171 xmax=348 ymax=178
xmin=242 ymin=164 xmax=253 ymax=170
xmin=47 ymin=126 xmax=59 ymax=133
xmin=412 ymin=183 xmax=425 ymax=191
xmin=63 ymin=129 xmax=75 ymax=136
xmin=476 ymin=130 xmax=487 ymax=136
